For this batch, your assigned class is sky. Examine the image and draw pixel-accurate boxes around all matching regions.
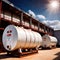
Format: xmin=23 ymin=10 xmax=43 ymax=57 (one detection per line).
xmin=8 ymin=0 xmax=60 ymax=30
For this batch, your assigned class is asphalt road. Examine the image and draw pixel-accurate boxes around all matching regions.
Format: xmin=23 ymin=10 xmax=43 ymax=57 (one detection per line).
xmin=0 ymin=48 xmax=60 ymax=60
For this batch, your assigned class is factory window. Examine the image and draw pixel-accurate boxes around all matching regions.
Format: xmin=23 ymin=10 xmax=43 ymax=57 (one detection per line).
xmin=25 ymin=21 xmax=29 ymax=27
xmin=1 ymin=11 xmax=3 ymax=18
xmin=13 ymin=14 xmax=20 ymax=23
xmin=34 ymin=24 xmax=38 ymax=30
xmin=4 ymin=11 xmax=11 ymax=21
xmin=31 ymin=23 xmax=34 ymax=29
xmin=39 ymin=24 xmax=42 ymax=31
xmin=40 ymin=25 xmax=44 ymax=32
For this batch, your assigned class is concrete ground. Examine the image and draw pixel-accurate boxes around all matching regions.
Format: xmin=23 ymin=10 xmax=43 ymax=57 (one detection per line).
xmin=0 ymin=48 xmax=60 ymax=60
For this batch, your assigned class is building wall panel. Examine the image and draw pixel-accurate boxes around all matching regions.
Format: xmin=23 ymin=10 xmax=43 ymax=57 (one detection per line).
xmin=4 ymin=12 xmax=11 ymax=21
xmin=24 ymin=21 xmax=29 ymax=27
xmin=13 ymin=14 xmax=20 ymax=23
xmin=54 ymin=31 xmax=60 ymax=46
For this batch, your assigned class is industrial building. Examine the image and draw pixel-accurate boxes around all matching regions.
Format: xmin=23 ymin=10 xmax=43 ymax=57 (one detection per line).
xmin=54 ymin=30 xmax=60 ymax=46
xmin=0 ymin=0 xmax=54 ymax=52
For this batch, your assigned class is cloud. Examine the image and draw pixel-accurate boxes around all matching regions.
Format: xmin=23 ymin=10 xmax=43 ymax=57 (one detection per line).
xmin=28 ymin=10 xmax=60 ymax=30
xmin=43 ymin=20 xmax=60 ymax=30
xmin=28 ymin=10 xmax=36 ymax=18
xmin=28 ymin=10 xmax=46 ymax=21
xmin=36 ymin=15 xmax=46 ymax=20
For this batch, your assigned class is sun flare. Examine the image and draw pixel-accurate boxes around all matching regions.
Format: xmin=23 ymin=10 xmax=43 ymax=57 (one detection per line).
xmin=50 ymin=1 xmax=59 ymax=9
xmin=47 ymin=0 xmax=59 ymax=13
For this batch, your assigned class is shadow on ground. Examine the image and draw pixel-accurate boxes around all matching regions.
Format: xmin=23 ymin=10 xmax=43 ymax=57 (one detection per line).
xmin=0 ymin=52 xmax=38 ymax=59
xmin=0 ymin=54 xmax=18 ymax=59
xmin=53 ymin=52 xmax=60 ymax=60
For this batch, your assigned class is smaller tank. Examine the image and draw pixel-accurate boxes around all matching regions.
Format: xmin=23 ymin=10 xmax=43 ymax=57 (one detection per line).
xmin=42 ymin=34 xmax=57 ymax=48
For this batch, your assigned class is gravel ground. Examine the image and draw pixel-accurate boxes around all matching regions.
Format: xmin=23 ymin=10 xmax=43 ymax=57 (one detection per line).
xmin=0 ymin=48 xmax=60 ymax=60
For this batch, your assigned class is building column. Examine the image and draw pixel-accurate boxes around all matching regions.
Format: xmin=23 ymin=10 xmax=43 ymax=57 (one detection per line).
xmin=20 ymin=12 xmax=23 ymax=26
xmin=0 ymin=0 xmax=2 ymax=19
xmin=38 ymin=22 xmax=40 ymax=31
xmin=30 ymin=17 xmax=32 ymax=29
xmin=0 ymin=0 xmax=2 ymax=27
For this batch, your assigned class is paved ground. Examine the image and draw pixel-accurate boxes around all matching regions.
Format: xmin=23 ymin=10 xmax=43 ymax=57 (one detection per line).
xmin=0 ymin=48 xmax=60 ymax=60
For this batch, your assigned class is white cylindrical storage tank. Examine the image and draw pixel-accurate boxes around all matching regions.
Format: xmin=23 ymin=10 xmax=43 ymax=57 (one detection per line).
xmin=42 ymin=34 xmax=57 ymax=48
xmin=2 ymin=25 xmax=42 ymax=51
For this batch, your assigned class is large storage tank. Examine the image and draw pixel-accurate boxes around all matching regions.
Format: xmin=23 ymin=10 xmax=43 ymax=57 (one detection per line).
xmin=2 ymin=25 xmax=42 ymax=51
xmin=42 ymin=35 xmax=57 ymax=48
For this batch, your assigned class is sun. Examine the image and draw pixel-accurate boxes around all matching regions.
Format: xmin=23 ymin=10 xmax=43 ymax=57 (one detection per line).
xmin=50 ymin=1 xmax=59 ymax=9
xmin=47 ymin=0 xmax=59 ymax=13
